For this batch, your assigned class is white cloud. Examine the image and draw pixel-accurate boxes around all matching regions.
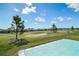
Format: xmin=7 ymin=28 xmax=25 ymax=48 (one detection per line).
xmin=34 ymin=22 xmax=38 ymax=25
xmin=52 ymin=16 xmax=72 ymax=23
xmin=25 ymin=3 xmax=32 ymax=7
xmin=14 ymin=3 xmax=37 ymax=15
xmin=51 ymin=16 xmax=64 ymax=24
xmin=22 ymin=6 xmax=36 ymax=14
xmin=35 ymin=16 xmax=46 ymax=23
xmin=25 ymin=20 xmax=28 ymax=23
xmin=67 ymin=17 xmax=72 ymax=20
xmin=57 ymin=16 xmax=64 ymax=22
xmin=51 ymin=20 xmax=57 ymax=24
xmin=66 ymin=3 xmax=79 ymax=12
xmin=22 ymin=3 xmax=36 ymax=14
xmin=39 ymin=13 xmax=46 ymax=17
xmin=14 ymin=8 xmax=20 ymax=12
xmin=53 ymin=17 xmax=57 ymax=20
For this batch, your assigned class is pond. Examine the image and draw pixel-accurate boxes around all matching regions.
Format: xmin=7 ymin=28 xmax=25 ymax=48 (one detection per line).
xmin=18 ymin=39 xmax=79 ymax=56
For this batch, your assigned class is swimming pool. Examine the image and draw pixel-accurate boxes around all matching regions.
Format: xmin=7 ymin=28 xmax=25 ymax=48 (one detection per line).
xmin=18 ymin=39 xmax=79 ymax=56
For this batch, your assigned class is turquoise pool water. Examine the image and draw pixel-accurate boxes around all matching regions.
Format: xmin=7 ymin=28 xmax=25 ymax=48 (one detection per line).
xmin=18 ymin=39 xmax=79 ymax=56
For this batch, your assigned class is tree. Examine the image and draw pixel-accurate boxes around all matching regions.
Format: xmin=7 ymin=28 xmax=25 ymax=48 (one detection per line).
xmin=11 ymin=15 xmax=24 ymax=40
xmin=52 ymin=24 xmax=57 ymax=33
xmin=71 ymin=26 xmax=74 ymax=32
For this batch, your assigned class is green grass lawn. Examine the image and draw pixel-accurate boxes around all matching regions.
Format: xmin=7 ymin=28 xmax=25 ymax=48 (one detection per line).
xmin=0 ymin=30 xmax=79 ymax=56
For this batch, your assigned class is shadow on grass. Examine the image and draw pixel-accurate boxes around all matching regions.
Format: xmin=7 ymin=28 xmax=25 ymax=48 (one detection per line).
xmin=8 ymin=38 xmax=30 ymax=47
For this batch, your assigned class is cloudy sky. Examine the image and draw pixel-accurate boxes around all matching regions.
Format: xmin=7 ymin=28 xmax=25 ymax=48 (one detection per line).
xmin=0 ymin=3 xmax=79 ymax=29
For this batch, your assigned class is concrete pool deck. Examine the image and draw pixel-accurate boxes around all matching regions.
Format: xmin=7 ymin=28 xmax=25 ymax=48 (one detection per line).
xmin=18 ymin=39 xmax=79 ymax=56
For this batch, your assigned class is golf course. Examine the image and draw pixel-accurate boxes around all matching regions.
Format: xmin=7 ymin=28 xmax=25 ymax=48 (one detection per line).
xmin=0 ymin=30 xmax=79 ymax=56
xmin=0 ymin=3 xmax=79 ymax=56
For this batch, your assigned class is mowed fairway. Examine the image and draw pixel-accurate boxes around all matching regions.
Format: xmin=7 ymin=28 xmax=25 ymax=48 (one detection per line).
xmin=0 ymin=31 xmax=79 ymax=56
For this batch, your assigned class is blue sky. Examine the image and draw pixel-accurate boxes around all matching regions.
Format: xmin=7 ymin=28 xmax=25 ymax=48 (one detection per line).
xmin=0 ymin=3 xmax=79 ymax=29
